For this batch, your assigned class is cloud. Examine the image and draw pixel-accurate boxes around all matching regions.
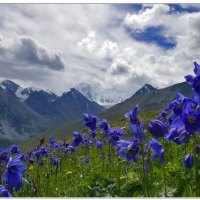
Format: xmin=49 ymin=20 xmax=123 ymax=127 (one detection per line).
xmin=0 ymin=4 xmax=200 ymax=101
xmin=97 ymin=39 xmax=119 ymax=59
xmin=124 ymin=4 xmax=170 ymax=32
xmin=77 ymin=31 xmax=97 ymax=54
xmin=109 ymin=58 xmax=130 ymax=75
xmin=15 ymin=37 xmax=65 ymax=70
xmin=78 ymin=31 xmax=119 ymax=60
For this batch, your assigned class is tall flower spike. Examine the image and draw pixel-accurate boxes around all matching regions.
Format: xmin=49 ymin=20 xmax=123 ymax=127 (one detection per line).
xmin=116 ymin=139 xmax=140 ymax=162
xmin=148 ymin=138 xmax=164 ymax=164
xmin=184 ymin=154 xmax=193 ymax=168
xmin=148 ymin=119 xmax=168 ymax=138
xmin=3 ymin=154 xmax=27 ymax=192
xmin=83 ymin=114 xmax=98 ymax=131
xmin=0 ymin=185 xmax=12 ymax=197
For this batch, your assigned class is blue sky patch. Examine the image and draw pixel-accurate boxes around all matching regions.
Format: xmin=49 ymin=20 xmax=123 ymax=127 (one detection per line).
xmin=126 ymin=26 xmax=176 ymax=50
xmin=169 ymin=4 xmax=200 ymax=13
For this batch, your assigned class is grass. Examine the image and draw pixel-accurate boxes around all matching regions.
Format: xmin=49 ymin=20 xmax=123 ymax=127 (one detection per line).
xmin=1 ymin=110 xmax=200 ymax=197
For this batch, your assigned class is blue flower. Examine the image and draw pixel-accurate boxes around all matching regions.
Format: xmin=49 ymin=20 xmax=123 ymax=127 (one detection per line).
xmin=10 ymin=145 xmax=19 ymax=154
xmin=90 ymin=130 xmax=96 ymax=138
xmin=34 ymin=151 xmax=41 ymax=160
xmin=165 ymin=127 xmax=190 ymax=144
xmin=29 ymin=157 xmax=34 ymax=164
xmin=98 ymin=119 xmax=110 ymax=134
xmin=96 ymin=141 xmax=103 ymax=150
xmin=184 ymin=154 xmax=193 ymax=168
xmin=50 ymin=157 xmax=59 ymax=166
xmin=182 ymin=100 xmax=200 ymax=133
xmin=0 ymin=185 xmax=12 ymax=197
xmin=39 ymin=146 xmax=48 ymax=157
xmin=83 ymin=156 xmax=90 ymax=163
xmin=3 ymin=154 xmax=27 ymax=192
xmin=148 ymin=119 xmax=168 ymax=138
xmin=83 ymin=114 xmax=98 ymax=131
xmin=148 ymin=138 xmax=164 ymax=164
xmin=72 ymin=132 xmax=83 ymax=147
xmin=116 ymin=139 xmax=140 ymax=162
xmin=108 ymin=128 xmax=123 ymax=145
xmin=125 ymin=105 xmax=139 ymax=124
xmin=50 ymin=138 xmax=57 ymax=147
xmin=66 ymin=145 xmax=76 ymax=153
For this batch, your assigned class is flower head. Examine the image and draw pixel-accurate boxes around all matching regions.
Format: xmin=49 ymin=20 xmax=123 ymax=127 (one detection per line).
xmin=96 ymin=141 xmax=103 ymax=150
xmin=98 ymin=119 xmax=110 ymax=134
xmin=148 ymin=138 xmax=164 ymax=164
xmin=116 ymin=139 xmax=140 ymax=162
xmin=10 ymin=145 xmax=19 ymax=154
xmin=125 ymin=105 xmax=139 ymax=124
xmin=108 ymin=128 xmax=123 ymax=145
xmin=83 ymin=156 xmax=90 ymax=163
xmin=50 ymin=157 xmax=59 ymax=166
xmin=3 ymin=154 xmax=27 ymax=191
xmin=148 ymin=119 xmax=168 ymax=138
xmin=0 ymin=185 xmax=12 ymax=197
xmin=72 ymin=132 xmax=83 ymax=147
xmin=83 ymin=114 xmax=98 ymax=131
xmin=184 ymin=154 xmax=194 ymax=168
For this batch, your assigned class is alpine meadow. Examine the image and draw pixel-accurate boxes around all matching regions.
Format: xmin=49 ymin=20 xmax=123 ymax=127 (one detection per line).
xmin=1 ymin=3 xmax=200 ymax=198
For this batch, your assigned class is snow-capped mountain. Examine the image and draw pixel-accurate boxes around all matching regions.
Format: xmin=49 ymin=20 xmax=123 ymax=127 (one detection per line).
xmin=134 ymin=84 xmax=157 ymax=95
xmin=0 ymin=80 xmax=21 ymax=97
xmin=75 ymin=83 xmax=123 ymax=108
xmin=0 ymin=80 xmax=58 ymax=102
xmin=0 ymin=80 xmax=105 ymax=146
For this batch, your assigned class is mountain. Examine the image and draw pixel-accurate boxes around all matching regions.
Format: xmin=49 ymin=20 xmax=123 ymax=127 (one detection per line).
xmin=0 ymin=80 xmax=21 ymax=98
xmin=103 ymin=82 xmax=192 ymax=120
xmin=50 ymin=88 xmax=105 ymax=123
xmin=0 ymin=87 xmax=52 ymax=147
xmin=134 ymin=84 xmax=157 ymax=95
xmin=75 ymin=83 xmax=123 ymax=107
xmin=24 ymin=90 xmax=59 ymax=117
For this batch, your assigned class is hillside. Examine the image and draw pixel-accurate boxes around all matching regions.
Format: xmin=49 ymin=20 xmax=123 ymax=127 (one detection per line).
xmin=0 ymin=87 xmax=52 ymax=147
xmin=103 ymin=82 xmax=192 ymax=119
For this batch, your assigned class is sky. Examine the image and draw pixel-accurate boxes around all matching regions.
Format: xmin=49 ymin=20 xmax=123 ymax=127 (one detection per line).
xmin=0 ymin=3 xmax=200 ymax=99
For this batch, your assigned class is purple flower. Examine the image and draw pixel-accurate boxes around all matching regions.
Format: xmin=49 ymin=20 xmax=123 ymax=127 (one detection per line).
xmin=194 ymin=61 xmax=200 ymax=76
xmin=19 ymin=153 xmax=27 ymax=162
xmin=0 ymin=150 xmax=9 ymax=164
xmin=50 ymin=157 xmax=59 ymax=166
xmin=50 ymin=138 xmax=57 ymax=147
xmin=34 ymin=151 xmax=41 ymax=160
xmin=184 ymin=154 xmax=193 ymax=168
xmin=116 ymin=139 xmax=140 ymax=162
xmin=98 ymin=119 xmax=110 ymax=134
xmin=83 ymin=114 xmax=98 ymax=131
xmin=96 ymin=141 xmax=103 ymax=150
xmin=83 ymin=156 xmax=90 ymax=163
xmin=0 ymin=185 xmax=12 ymax=197
xmin=66 ymin=145 xmax=76 ymax=153
xmin=181 ymin=100 xmax=200 ymax=133
xmin=108 ymin=128 xmax=123 ymax=145
xmin=3 ymin=154 xmax=27 ymax=192
xmin=72 ymin=132 xmax=83 ymax=147
xmin=195 ymin=144 xmax=200 ymax=154
xmin=29 ymin=157 xmax=34 ymax=164
xmin=148 ymin=138 xmax=164 ymax=164
xmin=165 ymin=127 xmax=190 ymax=144
xmin=125 ymin=105 xmax=139 ymax=124
xmin=148 ymin=119 xmax=168 ymax=138
xmin=90 ymin=130 xmax=96 ymax=139
xmin=39 ymin=146 xmax=48 ymax=157
xmin=10 ymin=145 xmax=19 ymax=154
